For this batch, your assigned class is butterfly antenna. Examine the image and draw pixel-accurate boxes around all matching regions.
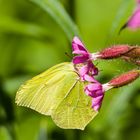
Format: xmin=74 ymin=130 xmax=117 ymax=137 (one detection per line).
xmin=95 ymin=62 xmax=99 ymax=66
xmin=65 ymin=52 xmax=72 ymax=59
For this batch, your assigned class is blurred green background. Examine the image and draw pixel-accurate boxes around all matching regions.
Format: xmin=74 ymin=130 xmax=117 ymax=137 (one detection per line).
xmin=0 ymin=0 xmax=140 ymax=140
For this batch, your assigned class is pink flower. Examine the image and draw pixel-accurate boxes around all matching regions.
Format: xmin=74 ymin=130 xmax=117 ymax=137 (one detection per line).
xmin=121 ymin=0 xmax=140 ymax=30
xmin=72 ymin=36 xmax=98 ymax=78
xmin=85 ymin=83 xmax=103 ymax=98
xmin=72 ymin=36 xmax=103 ymax=111
xmin=83 ymin=74 xmax=114 ymax=111
xmin=72 ymin=36 xmax=92 ymax=64
xmin=91 ymin=95 xmax=104 ymax=111
xmin=127 ymin=5 xmax=140 ymax=29
xmin=137 ymin=0 xmax=140 ymax=4
xmin=79 ymin=61 xmax=98 ymax=81
xmin=71 ymin=36 xmax=140 ymax=112
xmin=85 ymin=82 xmax=104 ymax=111
xmin=84 ymin=75 xmax=104 ymax=111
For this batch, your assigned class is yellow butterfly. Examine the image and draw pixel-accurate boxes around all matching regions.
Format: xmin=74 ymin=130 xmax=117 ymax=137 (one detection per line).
xmin=15 ymin=62 xmax=97 ymax=130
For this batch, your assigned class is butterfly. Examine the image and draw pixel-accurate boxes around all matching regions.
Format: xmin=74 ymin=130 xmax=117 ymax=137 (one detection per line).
xmin=15 ymin=62 xmax=98 ymax=130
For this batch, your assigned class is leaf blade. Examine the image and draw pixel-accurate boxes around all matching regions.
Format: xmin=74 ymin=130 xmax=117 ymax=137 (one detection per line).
xmin=30 ymin=0 xmax=80 ymax=41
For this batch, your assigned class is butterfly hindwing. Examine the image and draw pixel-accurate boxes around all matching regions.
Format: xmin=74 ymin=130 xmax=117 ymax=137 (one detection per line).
xmin=52 ymin=81 xmax=97 ymax=130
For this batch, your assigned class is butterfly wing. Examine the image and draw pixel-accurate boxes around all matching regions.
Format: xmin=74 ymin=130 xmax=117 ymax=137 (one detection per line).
xmin=16 ymin=62 xmax=77 ymax=115
xmin=16 ymin=62 xmax=97 ymax=130
xmin=52 ymin=81 xmax=97 ymax=130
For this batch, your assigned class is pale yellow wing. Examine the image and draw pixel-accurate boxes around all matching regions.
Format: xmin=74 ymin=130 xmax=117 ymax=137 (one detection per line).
xmin=15 ymin=62 xmax=77 ymax=115
xmin=16 ymin=62 xmax=98 ymax=130
xmin=52 ymin=81 xmax=98 ymax=130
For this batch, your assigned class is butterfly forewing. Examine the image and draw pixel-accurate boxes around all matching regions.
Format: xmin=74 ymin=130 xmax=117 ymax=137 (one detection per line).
xmin=16 ymin=62 xmax=77 ymax=115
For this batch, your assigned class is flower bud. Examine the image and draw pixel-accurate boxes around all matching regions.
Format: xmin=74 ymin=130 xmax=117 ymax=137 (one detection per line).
xmin=109 ymin=70 xmax=139 ymax=88
xmin=123 ymin=47 xmax=140 ymax=59
xmin=121 ymin=47 xmax=140 ymax=66
xmin=98 ymin=45 xmax=134 ymax=59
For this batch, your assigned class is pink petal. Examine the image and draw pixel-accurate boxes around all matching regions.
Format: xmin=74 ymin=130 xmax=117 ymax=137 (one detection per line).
xmin=92 ymin=95 xmax=103 ymax=106
xmin=72 ymin=36 xmax=88 ymax=53
xmin=92 ymin=95 xmax=104 ymax=111
xmin=137 ymin=0 xmax=140 ymax=4
xmin=84 ymin=82 xmax=103 ymax=98
xmin=72 ymin=55 xmax=89 ymax=64
xmin=72 ymin=50 xmax=88 ymax=55
xmin=127 ymin=6 xmax=140 ymax=29
xmin=95 ymin=90 xmax=104 ymax=96
xmin=73 ymin=36 xmax=84 ymax=46
xmin=86 ymin=83 xmax=102 ymax=92
xmin=92 ymin=104 xmax=100 ymax=111
xmin=84 ymin=87 xmax=92 ymax=96
xmin=91 ymin=67 xmax=98 ymax=75
xmin=79 ymin=65 xmax=88 ymax=76
xmin=87 ymin=61 xmax=98 ymax=76
xmin=83 ymin=74 xmax=97 ymax=82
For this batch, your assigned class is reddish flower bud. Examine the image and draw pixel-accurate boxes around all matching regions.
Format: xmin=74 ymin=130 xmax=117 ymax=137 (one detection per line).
xmin=109 ymin=70 xmax=139 ymax=88
xmin=121 ymin=47 xmax=140 ymax=66
xmin=124 ymin=47 xmax=140 ymax=59
xmin=98 ymin=45 xmax=134 ymax=59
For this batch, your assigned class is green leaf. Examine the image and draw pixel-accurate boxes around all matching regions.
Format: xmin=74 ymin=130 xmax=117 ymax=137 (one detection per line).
xmin=15 ymin=62 xmax=97 ymax=130
xmin=30 ymin=0 xmax=80 ymax=41
xmin=0 ymin=16 xmax=50 ymax=39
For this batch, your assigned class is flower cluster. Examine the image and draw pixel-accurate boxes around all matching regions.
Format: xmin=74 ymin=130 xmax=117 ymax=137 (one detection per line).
xmin=72 ymin=36 xmax=140 ymax=112
xmin=72 ymin=36 xmax=104 ymax=111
